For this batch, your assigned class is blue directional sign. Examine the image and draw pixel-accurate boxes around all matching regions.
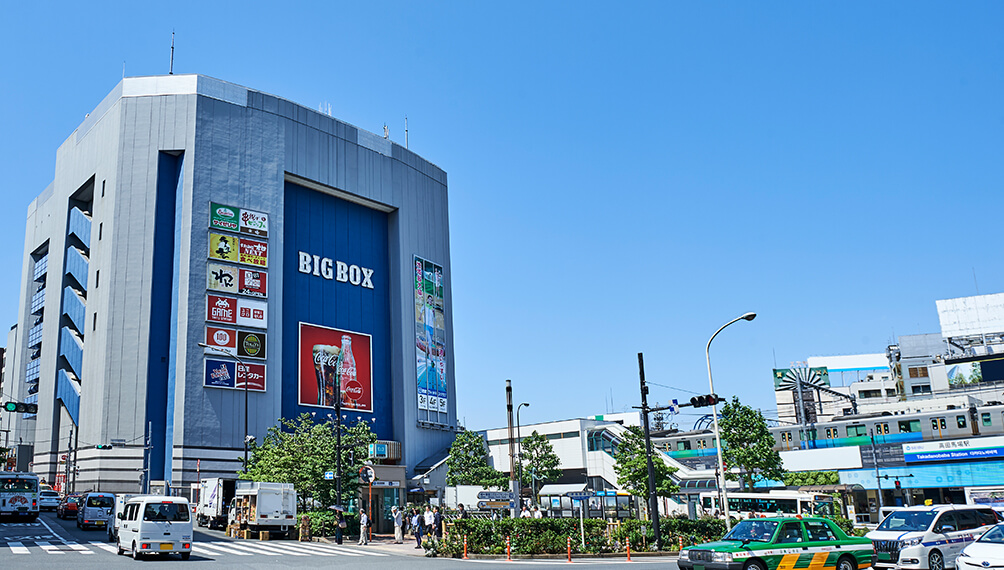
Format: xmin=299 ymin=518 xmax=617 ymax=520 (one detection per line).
xmin=564 ymin=491 xmax=595 ymax=501
xmin=477 ymin=491 xmax=516 ymax=501
xmin=478 ymin=500 xmax=517 ymax=509
xmin=324 ymin=471 xmax=334 ymax=480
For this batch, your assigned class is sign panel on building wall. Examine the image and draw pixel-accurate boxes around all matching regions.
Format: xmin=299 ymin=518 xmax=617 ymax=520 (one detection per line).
xmin=904 ymin=435 xmax=1004 ymax=463
xmin=414 ymin=256 xmax=448 ymax=417
xmin=206 ymin=326 xmax=237 ymax=350
xmin=237 ymin=298 xmax=268 ymax=328
xmin=207 ymin=294 xmax=238 ymax=325
xmin=208 ymin=263 xmax=239 ymax=294
xmin=210 ymin=203 xmax=240 ymax=232
xmin=239 ymin=268 xmax=267 ymax=297
xmin=239 ymin=238 xmax=269 ymax=268
xmin=297 ymin=322 xmax=373 ymax=413
xmin=209 ymin=233 xmax=240 ymax=263
xmin=237 ymin=330 xmax=267 ymax=359
xmin=240 ymin=209 xmax=269 ymax=237
xmin=204 ymin=358 xmax=266 ymax=391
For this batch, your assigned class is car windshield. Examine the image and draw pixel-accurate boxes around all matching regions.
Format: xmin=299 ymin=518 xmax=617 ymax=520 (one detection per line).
xmin=143 ymin=502 xmax=190 ymax=522
xmin=877 ymin=511 xmax=937 ymax=532
xmin=87 ymin=496 xmax=114 ymax=508
xmin=1 ymin=479 xmax=38 ymax=492
xmin=723 ymin=520 xmax=778 ymax=542
xmin=979 ymin=526 xmax=1004 ymax=544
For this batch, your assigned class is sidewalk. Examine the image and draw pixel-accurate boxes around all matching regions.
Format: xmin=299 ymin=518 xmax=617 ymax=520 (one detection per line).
xmin=315 ymin=533 xmax=427 ymax=557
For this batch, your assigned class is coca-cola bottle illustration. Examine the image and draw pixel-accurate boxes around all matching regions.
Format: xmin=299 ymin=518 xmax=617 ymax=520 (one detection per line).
xmin=339 ymin=335 xmax=359 ymax=408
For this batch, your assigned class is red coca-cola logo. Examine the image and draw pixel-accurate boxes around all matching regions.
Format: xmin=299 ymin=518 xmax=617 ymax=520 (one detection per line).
xmin=344 ymin=381 xmax=364 ymax=397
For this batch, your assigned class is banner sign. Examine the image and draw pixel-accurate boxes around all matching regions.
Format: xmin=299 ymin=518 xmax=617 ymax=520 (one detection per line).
xmin=204 ymin=358 xmax=266 ymax=391
xmin=904 ymin=436 xmax=1004 ymax=463
xmin=209 ymin=233 xmax=240 ymax=263
xmin=206 ymin=326 xmax=237 ymax=350
xmin=208 ymin=263 xmax=239 ymax=294
xmin=297 ymin=322 xmax=373 ymax=412
xmin=414 ymin=256 xmax=447 ymax=416
xmin=237 ymin=298 xmax=267 ymax=328
xmin=240 ymin=209 xmax=269 ymax=237
xmin=209 ymin=203 xmax=240 ymax=232
xmin=207 ymin=294 xmax=238 ymax=325
xmin=237 ymin=330 xmax=266 ymax=359
xmin=239 ymin=238 xmax=269 ymax=268
xmin=239 ymin=268 xmax=267 ymax=297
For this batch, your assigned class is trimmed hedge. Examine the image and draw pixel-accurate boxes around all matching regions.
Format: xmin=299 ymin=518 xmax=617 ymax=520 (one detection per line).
xmin=433 ymin=518 xmax=610 ymax=557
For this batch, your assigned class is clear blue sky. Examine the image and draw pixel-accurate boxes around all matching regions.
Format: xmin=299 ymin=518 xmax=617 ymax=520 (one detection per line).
xmin=3 ymin=2 xmax=1003 ymax=432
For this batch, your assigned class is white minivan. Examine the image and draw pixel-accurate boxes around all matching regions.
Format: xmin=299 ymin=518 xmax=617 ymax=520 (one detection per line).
xmin=115 ymin=496 xmax=193 ymax=560
xmin=867 ymin=505 xmax=1000 ymax=570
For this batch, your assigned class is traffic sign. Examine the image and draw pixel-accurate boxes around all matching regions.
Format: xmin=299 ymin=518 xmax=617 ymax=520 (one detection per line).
xmin=478 ymin=500 xmax=516 ymax=509
xmin=477 ymin=491 xmax=516 ymax=501
xmin=564 ymin=491 xmax=595 ymax=501
xmin=324 ymin=471 xmax=334 ymax=480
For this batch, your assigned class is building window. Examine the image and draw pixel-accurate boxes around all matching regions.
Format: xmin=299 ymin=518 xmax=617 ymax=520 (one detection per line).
xmin=885 ymin=389 xmax=897 ymax=397
xmin=859 ymin=389 xmax=882 ymax=399
xmin=93 ymin=312 xmax=97 ymax=331
xmin=99 ymin=223 xmax=103 ymax=240
xmin=899 ymin=420 xmax=921 ymax=433
xmin=677 ymin=441 xmax=691 ymax=451
xmin=912 ymin=384 xmax=932 ymax=394
xmin=101 ymin=180 xmax=105 ymax=197
xmin=95 ymin=270 xmax=99 ymax=288
xmin=846 ymin=425 xmax=867 ymax=437
xmin=957 ymin=415 xmax=968 ymax=429
xmin=982 ymin=413 xmax=992 ymax=427
xmin=908 ymin=366 xmax=929 ymax=378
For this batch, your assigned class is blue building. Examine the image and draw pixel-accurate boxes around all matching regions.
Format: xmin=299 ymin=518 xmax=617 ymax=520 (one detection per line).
xmin=2 ymin=75 xmax=457 ymax=504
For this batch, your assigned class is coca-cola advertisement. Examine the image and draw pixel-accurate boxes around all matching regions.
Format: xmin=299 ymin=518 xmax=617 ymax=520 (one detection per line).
xmin=298 ymin=322 xmax=372 ymax=412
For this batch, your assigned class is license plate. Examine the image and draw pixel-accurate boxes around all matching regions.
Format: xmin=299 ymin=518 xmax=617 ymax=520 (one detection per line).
xmin=96 ymin=520 xmax=105 ymax=526
xmin=878 ymin=553 xmax=893 ymax=561
xmin=695 ymin=565 xmax=705 ymax=570
xmin=160 ymin=543 xmax=173 ymax=551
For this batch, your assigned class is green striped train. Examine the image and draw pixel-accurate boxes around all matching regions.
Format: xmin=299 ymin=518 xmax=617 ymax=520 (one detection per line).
xmin=679 ymin=517 xmax=873 ymax=570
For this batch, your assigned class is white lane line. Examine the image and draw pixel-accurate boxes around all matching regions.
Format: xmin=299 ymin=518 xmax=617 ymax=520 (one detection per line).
xmin=9 ymin=541 xmax=30 ymax=554
xmin=328 ymin=545 xmax=387 ymax=556
xmin=295 ymin=543 xmax=364 ymax=556
xmin=196 ymin=542 xmax=253 ymax=556
xmin=61 ymin=541 xmax=95 ymax=554
xmin=224 ymin=541 xmax=304 ymax=556
xmin=37 ymin=541 xmax=65 ymax=555
xmin=262 ymin=542 xmax=337 ymax=556
xmin=37 ymin=517 xmax=71 ymax=543
xmin=88 ymin=541 xmax=119 ymax=553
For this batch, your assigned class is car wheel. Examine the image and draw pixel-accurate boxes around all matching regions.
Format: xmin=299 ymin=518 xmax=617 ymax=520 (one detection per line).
xmin=181 ymin=552 xmax=191 ymax=561
xmin=746 ymin=559 xmax=768 ymax=570
xmin=116 ymin=540 xmax=124 ymax=556
xmin=132 ymin=542 xmax=140 ymax=560
xmin=930 ymin=550 xmax=945 ymax=570
xmin=837 ymin=555 xmax=856 ymax=570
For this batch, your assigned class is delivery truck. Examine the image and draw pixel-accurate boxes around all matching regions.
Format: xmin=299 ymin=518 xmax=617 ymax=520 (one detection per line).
xmin=196 ymin=478 xmax=236 ymax=529
xmin=227 ymin=481 xmax=297 ymax=537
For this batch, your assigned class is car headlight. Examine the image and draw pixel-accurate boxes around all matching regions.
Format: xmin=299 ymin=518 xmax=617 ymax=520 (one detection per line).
xmin=680 ymin=550 xmax=690 ymax=560
xmin=713 ymin=552 xmax=733 ymax=563
xmin=902 ymin=537 xmax=923 ymax=548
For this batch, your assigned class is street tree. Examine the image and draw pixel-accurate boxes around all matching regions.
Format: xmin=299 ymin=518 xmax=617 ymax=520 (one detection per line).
xmin=718 ymin=396 xmax=785 ymax=491
xmin=613 ymin=426 xmax=679 ymax=498
xmin=244 ymin=413 xmax=376 ymax=511
xmin=445 ymin=430 xmax=508 ymax=488
xmin=518 ymin=430 xmax=562 ymax=489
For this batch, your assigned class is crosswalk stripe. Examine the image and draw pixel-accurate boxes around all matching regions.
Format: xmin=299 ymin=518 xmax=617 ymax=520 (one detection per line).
xmin=224 ymin=541 xmax=306 ymax=556
xmin=37 ymin=541 xmax=65 ymax=555
xmin=191 ymin=545 xmax=217 ymax=556
xmin=61 ymin=542 xmax=94 ymax=554
xmin=328 ymin=545 xmax=388 ymax=556
xmin=261 ymin=542 xmax=337 ymax=556
xmin=195 ymin=542 xmax=252 ymax=556
xmin=300 ymin=543 xmax=366 ymax=556
xmin=88 ymin=541 xmax=119 ymax=553
xmin=9 ymin=541 xmax=30 ymax=554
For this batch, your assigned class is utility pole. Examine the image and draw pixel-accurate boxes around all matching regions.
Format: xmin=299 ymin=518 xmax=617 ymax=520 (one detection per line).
xmin=870 ymin=429 xmax=883 ymax=512
xmin=638 ymin=353 xmax=662 ymax=550
xmin=71 ymin=426 xmax=79 ymax=493
xmin=64 ymin=427 xmax=73 ymax=494
xmin=506 ymin=380 xmax=517 ymax=518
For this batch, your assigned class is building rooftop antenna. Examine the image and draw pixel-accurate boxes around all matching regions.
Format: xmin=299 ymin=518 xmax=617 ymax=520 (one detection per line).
xmin=169 ymin=31 xmax=175 ymax=75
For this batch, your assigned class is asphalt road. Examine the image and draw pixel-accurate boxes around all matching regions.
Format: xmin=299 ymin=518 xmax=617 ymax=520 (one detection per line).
xmin=0 ymin=511 xmax=672 ymax=568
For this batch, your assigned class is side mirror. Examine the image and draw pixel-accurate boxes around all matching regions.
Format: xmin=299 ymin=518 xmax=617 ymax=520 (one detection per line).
xmin=117 ymin=512 xmax=124 ymax=520
xmin=938 ymin=525 xmax=955 ymax=533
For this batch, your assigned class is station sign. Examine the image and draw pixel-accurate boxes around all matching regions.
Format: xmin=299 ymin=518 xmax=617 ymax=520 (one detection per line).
xmin=477 ymin=491 xmax=516 ymax=501
xmin=564 ymin=491 xmax=596 ymax=501
xmin=904 ymin=435 xmax=1004 ymax=463
xmin=478 ymin=500 xmax=516 ymax=509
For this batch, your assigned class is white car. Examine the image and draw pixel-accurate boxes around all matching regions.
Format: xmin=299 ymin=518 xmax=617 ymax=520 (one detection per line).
xmin=958 ymin=524 xmax=1004 ymax=570
xmin=38 ymin=490 xmax=61 ymax=511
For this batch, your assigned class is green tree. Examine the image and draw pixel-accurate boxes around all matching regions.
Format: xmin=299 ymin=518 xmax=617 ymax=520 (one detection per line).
xmin=446 ymin=430 xmax=508 ymax=488
xmin=519 ymin=431 xmax=562 ymax=488
xmin=244 ymin=413 xmax=376 ymax=511
xmin=718 ymin=396 xmax=785 ymax=491
xmin=782 ymin=470 xmax=839 ymax=486
xmin=612 ymin=426 xmax=679 ymax=498
xmin=969 ymin=363 xmax=983 ymax=383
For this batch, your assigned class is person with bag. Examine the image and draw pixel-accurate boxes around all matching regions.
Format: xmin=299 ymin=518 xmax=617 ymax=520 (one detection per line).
xmin=412 ymin=509 xmax=423 ymax=549
xmin=392 ymin=506 xmax=403 ymax=544
xmin=335 ymin=512 xmax=346 ymax=544
xmin=358 ymin=508 xmax=369 ymax=545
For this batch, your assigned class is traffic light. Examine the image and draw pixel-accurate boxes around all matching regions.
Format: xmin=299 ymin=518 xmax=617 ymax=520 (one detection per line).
xmin=690 ymin=394 xmax=721 ymax=408
xmin=95 ymin=444 xmax=112 ymax=450
xmin=3 ymin=402 xmax=38 ymax=413
xmin=895 ymin=480 xmax=902 ymax=490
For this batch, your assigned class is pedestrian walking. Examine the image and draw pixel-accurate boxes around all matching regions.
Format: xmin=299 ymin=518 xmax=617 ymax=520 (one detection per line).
xmin=533 ymin=506 xmax=543 ymax=519
xmin=423 ymin=505 xmax=435 ymax=536
xmin=335 ymin=511 xmax=346 ymax=544
xmin=358 ymin=509 xmax=369 ymax=545
xmin=433 ymin=506 xmax=443 ymax=538
xmin=520 ymin=505 xmax=532 ymax=518
xmin=392 ymin=506 xmax=404 ymax=544
xmin=412 ymin=509 xmax=424 ymax=549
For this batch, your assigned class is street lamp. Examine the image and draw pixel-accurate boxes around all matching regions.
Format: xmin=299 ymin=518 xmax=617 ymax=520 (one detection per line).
xmin=706 ymin=311 xmax=756 ymax=531
xmin=516 ymin=402 xmax=530 ymax=496
xmin=199 ymin=343 xmax=250 ymax=472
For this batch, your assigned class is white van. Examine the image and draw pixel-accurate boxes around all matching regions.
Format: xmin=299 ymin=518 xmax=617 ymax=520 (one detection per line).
xmin=867 ymin=505 xmax=1000 ymax=570
xmin=115 ymin=496 xmax=193 ymax=560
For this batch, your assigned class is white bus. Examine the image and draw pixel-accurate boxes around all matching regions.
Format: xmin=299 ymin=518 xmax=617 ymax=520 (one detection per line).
xmin=0 ymin=472 xmax=40 ymax=520
xmin=699 ymin=490 xmax=835 ymax=519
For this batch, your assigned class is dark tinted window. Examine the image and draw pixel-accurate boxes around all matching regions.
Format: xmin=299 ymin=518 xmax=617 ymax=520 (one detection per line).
xmin=956 ymin=510 xmax=979 ymax=531
xmin=143 ymin=502 xmax=189 ymax=522
xmin=936 ymin=512 xmax=958 ymax=532
xmin=805 ymin=520 xmax=838 ymax=541
xmin=976 ymin=510 xmax=998 ymax=527
xmin=87 ymin=495 xmax=114 ymax=508
xmin=777 ymin=522 xmax=804 ymax=543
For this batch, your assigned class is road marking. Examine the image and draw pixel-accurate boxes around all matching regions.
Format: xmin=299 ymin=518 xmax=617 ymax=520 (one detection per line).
xmin=192 ymin=545 xmax=218 ymax=557
xmin=225 ymin=541 xmax=306 ymax=556
xmin=36 ymin=517 xmax=71 ymax=543
xmin=196 ymin=542 xmax=253 ymax=556
xmin=8 ymin=541 xmax=30 ymax=554
xmin=89 ymin=541 xmax=119 ymax=554
xmin=264 ymin=542 xmax=338 ymax=556
xmin=37 ymin=541 xmax=65 ymax=555
xmin=60 ymin=541 xmax=94 ymax=554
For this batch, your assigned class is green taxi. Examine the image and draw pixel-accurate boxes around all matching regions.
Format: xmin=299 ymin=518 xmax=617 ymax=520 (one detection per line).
xmin=679 ymin=517 xmax=873 ymax=570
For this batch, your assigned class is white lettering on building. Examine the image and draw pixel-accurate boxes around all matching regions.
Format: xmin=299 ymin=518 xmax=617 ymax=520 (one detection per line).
xmin=297 ymin=251 xmax=374 ymax=289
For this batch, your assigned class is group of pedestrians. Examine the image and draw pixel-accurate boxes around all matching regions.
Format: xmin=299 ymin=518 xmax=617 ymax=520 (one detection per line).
xmin=407 ymin=505 xmax=445 ymax=548
xmin=333 ymin=503 xmax=474 ymax=548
